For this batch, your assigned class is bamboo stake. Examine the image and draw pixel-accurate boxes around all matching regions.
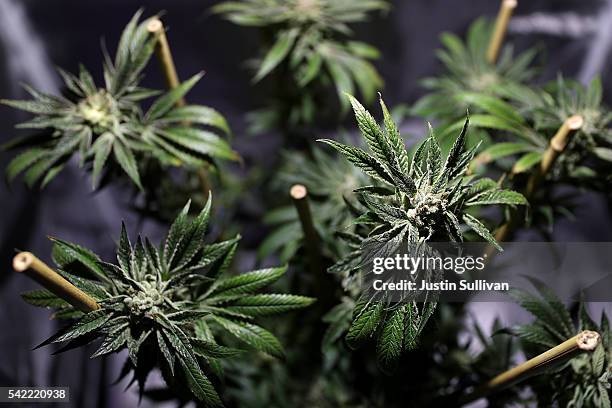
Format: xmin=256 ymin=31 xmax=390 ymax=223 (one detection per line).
xmin=147 ymin=17 xmax=211 ymax=195
xmin=290 ymin=184 xmax=322 ymax=275
xmin=462 ymin=330 xmax=600 ymax=404
xmin=13 ymin=252 xmax=99 ymax=312
xmin=525 ymin=115 xmax=584 ymax=197
xmin=147 ymin=18 xmax=185 ymax=106
xmin=486 ymin=0 xmax=518 ymax=64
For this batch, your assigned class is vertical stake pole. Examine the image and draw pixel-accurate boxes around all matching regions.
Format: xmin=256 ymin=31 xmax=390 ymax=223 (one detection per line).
xmin=290 ymin=184 xmax=322 ymax=275
xmin=147 ymin=18 xmax=211 ymax=195
xmin=147 ymin=18 xmax=185 ymax=106
xmin=487 ymin=0 xmax=518 ymax=64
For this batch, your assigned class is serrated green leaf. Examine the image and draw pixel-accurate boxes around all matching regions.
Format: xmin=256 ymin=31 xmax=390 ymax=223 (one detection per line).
xmin=112 ymin=139 xmax=142 ymax=190
xmin=345 ymin=300 xmax=384 ymax=349
xmin=212 ymin=316 xmax=284 ymax=358
xmin=254 ymin=28 xmax=298 ymax=82
xmin=161 ymin=105 xmax=231 ymax=135
xmin=21 ymin=289 xmax=69 ymax=308
xmin=318 ymin=138 xmax=393 ymax=184
xmin=376 ymin=305 xmax=405 ymax=373
xmin=211 ymin=266 xmax=286 ymax=296
xmin=227 ymin=294 xmax=315 ymax=316
xmin=466 ymin=189 xmax=528 ymax=206
xmin=462 ymin=213 xmax=501 ymax=251
xmin=512 ymin=151 xmax=542 ymax=174
xmin=147 ymin=72 xmax=204 ymax=120
xmin=159 ymin=127 xmax=238 ymax=161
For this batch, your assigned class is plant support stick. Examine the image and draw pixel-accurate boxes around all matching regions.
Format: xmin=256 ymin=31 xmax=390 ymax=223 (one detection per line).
xmin=148 ymin=17 xmax=211 ymax=194
xmin=147 ymin=18 xmax=185 ymax=106
xmin=462 ymin=330 xmax=601 ymax=405
xmin=487 ymin=0 xmax=518 ymax=64
xmin=525 ymin=114 xmax=584 ymax=196
xmin=290 ymin=184 xmax=322 ymax=275
xmin=13 ymin=252 xmax=99 ymax=312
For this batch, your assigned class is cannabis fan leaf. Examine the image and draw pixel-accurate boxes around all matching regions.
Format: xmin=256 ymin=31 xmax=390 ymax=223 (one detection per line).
xmin=22 ymin=196 xmax=314 ymax=406
xmin=318 ymin=95 xmax=527 ymax=371
xmin=3 ymin=10 xmax=236 ymax=190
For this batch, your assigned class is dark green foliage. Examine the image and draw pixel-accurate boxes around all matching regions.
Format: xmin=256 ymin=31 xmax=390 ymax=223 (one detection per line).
xmin=508 ymin=280 xmax=611 ymax=407
xmin=318 ymin=95 xmax=526 ymax=370
xmin=22 ymin=196 xmax=313 ymax=406
xmin=213 ymin=0 xmax=387 ymax=132
xmin=3 ymin=11 xmax=236 ymax=190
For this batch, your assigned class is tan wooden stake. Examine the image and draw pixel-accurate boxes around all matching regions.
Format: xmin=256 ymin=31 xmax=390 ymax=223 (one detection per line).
xmin=525 ymin=115 xmax=584 ymax=196
xmin=487 ymin=0 xmax=518 ymax=64
xmin=147 ymin=18 xmax=185 ymax=106
xmin=290 ymin=184 xmax=322 ymax=275
xmin=462 ymin=330 xmax=600 ymax=404
xmin=13 ymin=252 xmax=99 ymax=312
xmin=148 ymin=17 xmax=211 ymax=195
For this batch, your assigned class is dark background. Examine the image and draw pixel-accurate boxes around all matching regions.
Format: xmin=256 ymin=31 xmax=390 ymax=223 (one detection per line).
xmin=0 ymin=0 xmax=611 ymax=406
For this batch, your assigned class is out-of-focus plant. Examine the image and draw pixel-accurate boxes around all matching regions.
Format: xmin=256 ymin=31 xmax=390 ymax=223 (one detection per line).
xmin=503 ymin=280 xmax=611 ymax=407
xmin=2 ymin=10 xmax=236 ymax=190
xmin=412 ymin=17 xmax=538 ymax=124
xmin=471 ymin=77 xmax=612 ymax=179
xmin=259 ymin=144 xmax=370 ymax=265
xmin=21 ymin=197 xmax=314 ymax=406
xmin=458 ymin=76 xmax=612 ymax=238
xmin=213 ymin=0 xmax=387 ymax=135
xmin=318 ymin=95 xmax=527 ymax=371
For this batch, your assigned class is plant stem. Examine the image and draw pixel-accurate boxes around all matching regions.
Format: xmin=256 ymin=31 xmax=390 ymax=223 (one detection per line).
xmin=486 ymin=0 xmax=518 ymax=64
xmin=13 ymin=252 xmax=99 ymax=312
xmin=147 ymin=17 xmax=211 ymax=196
xmin=290 ymin=184 xmax=322 ymax=275
xmin=461 ymin=330 xmax=600 ymax=404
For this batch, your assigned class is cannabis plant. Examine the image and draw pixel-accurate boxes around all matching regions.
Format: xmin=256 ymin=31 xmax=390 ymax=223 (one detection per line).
xmin=3 ymin=10 xmax=236 ymax=190
xmin=506 ymin=280 xmax=611 ymax=407
xmin=530 ymin=77 xmax=612 ymax=182
xmin=318 ymin=95 xmax=527 ymax=371
xmin=21 ymin=197 xmax=314 ymax=406
xmin=470 ymin=77 xmax=611 ymax=177
xmin=413 ymin=17 xmax=538 ymax=123
xmin=213 ymin=0 xmax=387 ymax=133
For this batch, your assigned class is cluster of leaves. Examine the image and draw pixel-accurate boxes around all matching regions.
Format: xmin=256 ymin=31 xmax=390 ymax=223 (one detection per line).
xmin=317 ymin=95 xmax=527 ymax=371
xmin=213 ymin=0 xmax=387 ymax=132
xmin=412 ymin=17 xmax=538 ymax=123
xmin=469 ymin=77 xmax=612 ymax=181
xmin=22 ymin=197 xmax=313 ymax=406
xmin=2 ymin=10 xmax=236 ymax=190
xmin=506 ymin=280 xmax=611 ymax=407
